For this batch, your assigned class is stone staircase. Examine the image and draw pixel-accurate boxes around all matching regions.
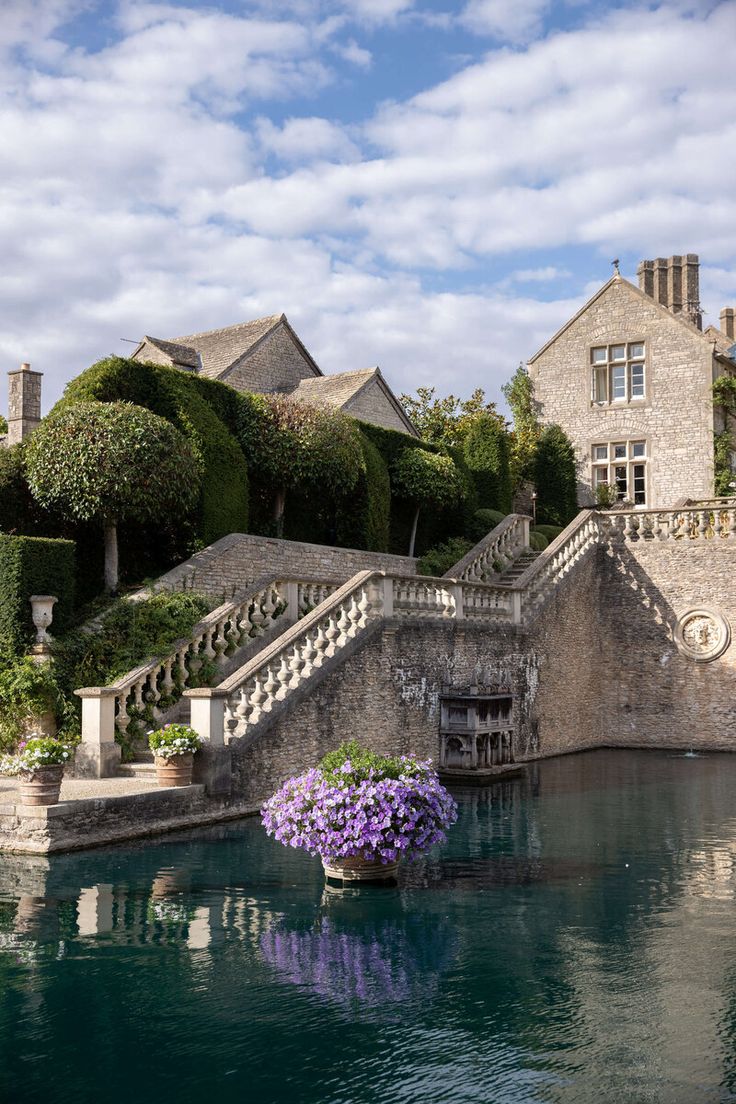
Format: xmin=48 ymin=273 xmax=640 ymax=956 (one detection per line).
xmin=495 ymin=551 xmax=540 ymax=586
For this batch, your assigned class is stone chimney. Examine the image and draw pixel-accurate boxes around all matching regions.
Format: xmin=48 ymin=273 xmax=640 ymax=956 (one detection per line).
xmin=720 ymin=308 xmax=735 ymax=341
xmin=637 ymin=253 xmax=702 ymax=330
xmin=7 ymin=362 xmax=43 ymax=446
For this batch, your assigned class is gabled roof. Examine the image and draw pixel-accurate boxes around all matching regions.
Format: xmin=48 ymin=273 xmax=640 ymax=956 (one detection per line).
xmin=705 ymin=324 xmax=736 ymax=359
xmin=528 ymin=274 xmax=716 ymax=364
xmin=169 ymin=314 xmax=285 ymax=380
xmin=291 ymin=366 xmax=418 ymax=435
xmin=141 ymin=336 xmax=200 ymax=370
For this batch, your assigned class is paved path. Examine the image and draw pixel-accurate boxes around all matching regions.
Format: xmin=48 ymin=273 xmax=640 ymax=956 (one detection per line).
xmin=0 ymin=776 xmax=157 ymax=802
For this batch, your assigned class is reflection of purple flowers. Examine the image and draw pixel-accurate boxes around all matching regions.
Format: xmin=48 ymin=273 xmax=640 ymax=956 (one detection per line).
xmin=260 ymin=912 xmax=455 ymax=1009
xmin=261 ymin=757 xmax=457 ymax=864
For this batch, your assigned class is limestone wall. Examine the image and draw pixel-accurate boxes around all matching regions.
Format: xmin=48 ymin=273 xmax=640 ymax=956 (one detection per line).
xmin=529 ymin=279 xmax=715 ymax=507
xmin=345 ymin=377 xmax=412 ymax=434
xmin=225 ymin=324 xmax=317 ymax=394
xmin=596 ymin=538 xmax=736 ymax=749
xmin=151 ymin=532 xmax=417 ymax=599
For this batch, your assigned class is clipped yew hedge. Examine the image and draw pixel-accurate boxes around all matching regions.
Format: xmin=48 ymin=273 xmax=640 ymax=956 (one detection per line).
xmin=0 ymin=534 xmax=75 ymax=654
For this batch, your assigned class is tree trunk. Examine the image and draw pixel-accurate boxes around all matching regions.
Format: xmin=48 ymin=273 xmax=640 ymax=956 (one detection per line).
xmin=273 ymin=488 xmax=286 ymax=539
xmin=104 ymin=522 xmax=119 ymax=594
xmin=408 ymin=505 xmax=420 ymax=558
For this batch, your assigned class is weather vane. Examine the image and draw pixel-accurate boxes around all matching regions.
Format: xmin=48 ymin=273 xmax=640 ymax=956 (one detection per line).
xmin=612 ymin=258 xmax=620 ymax=276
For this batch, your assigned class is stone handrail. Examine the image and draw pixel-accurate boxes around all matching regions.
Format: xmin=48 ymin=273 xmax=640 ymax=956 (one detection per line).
xmin=75 ymin=576 xmax=338 ymax=777
xmin=185 ymin=570 xmax=381 ymax=746
xmin=444 ymin=513 xmax=532 ymax=583
xmin=507 ymin=510 xmax=600 ymax=624
xmin=391 ymin=575 xmax=516 ymax=621
xmin=599 ymin=506 xmax=736 ymax=542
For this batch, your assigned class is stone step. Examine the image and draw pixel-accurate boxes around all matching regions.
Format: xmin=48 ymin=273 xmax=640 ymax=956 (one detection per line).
xmin=116 ymin=762 xmax=157 ymax=780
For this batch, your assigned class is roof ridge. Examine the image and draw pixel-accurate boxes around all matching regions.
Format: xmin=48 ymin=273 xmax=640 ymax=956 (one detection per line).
xmin=172 ymin=313 xmax=284 ymax=343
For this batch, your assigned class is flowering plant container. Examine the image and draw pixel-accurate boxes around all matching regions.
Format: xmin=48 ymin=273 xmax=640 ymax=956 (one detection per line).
xmin=16 ymin=737 xmax=71 ymax=806
xmin=261 ymin=740 xmax=458 ymax=883
xmin=148 ymin=724 xmax=203 ymax=787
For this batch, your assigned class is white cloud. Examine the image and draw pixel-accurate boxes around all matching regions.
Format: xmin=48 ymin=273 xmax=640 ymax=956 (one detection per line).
xmin=459 ymin=0 xmax=552 ymax=42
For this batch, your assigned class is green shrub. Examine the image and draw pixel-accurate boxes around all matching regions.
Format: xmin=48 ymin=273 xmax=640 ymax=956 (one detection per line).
xmin=417 ymin=537 xmax=474 ymax=577
xmin=463 ymin=413 xmax=513 ymax=513
xmin=0 ymin=445 xmax=55 ymax=536
xmin=466 ymin=508 xmax=506 ymax=542
xmin=336 ymin=432 xmax=391 ymax=551
xmin=529 ymin=531 xmax=548 ymax=552
xmin=534 ymin=424 xmax=578 ymax=527
xmin=58 ymin=357 xmax=249 ymax=550
xmin=0 ymin=534 xmax=75 ymax=654
xmin=0 ymin=658 xmax=68 ymax=753
xmin=532 ymin=524 xmax=563 ymax=542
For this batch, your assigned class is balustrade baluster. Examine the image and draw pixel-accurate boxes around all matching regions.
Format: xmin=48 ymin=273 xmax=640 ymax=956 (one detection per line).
xmin=312 ymin=623 xmax=329 ymax=667
xmin=274 ymin=656 xmax=291 ymax=699
xmin=261 ymin=667 xmax=278 ymax=711
xmin=249 ymin=675 xmax=268 ymax=726
xmin=287 ymin=646 xmax=303 ymax=689
xmin=729 ymin=510 xmax=736 ymax=539
xmin=116 ymin=693 xmax=131 ymax=739
xmin=162 ymin=658 xmax=175 ymax=698
xmin=336 ymin=605 xmax=351 ymax=645
xmin=300 ymin=636 xmax=317 ymax=678
xmin=698 ymin=510 xmax=709 ymax=539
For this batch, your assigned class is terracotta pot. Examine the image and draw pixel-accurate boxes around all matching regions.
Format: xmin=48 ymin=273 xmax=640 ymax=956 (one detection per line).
xmin=322 ymin=855 xmax=400 ymax=883
xmin=154 ymin=752 xmax=194 ymax=788
xmin=19 ymin=764 xmax=64 ymax=806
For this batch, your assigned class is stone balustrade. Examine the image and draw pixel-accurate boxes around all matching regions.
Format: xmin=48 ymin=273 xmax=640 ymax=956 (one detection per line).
xmin=75 ymin=577 xmax=335 ymax=778
xmin=509 ymin=510 xmax=601 ymax=625
xmin=600 ymin=506 xmax=736 ymax=543
xmin=445 ymin=514 xmax=532 ymax=583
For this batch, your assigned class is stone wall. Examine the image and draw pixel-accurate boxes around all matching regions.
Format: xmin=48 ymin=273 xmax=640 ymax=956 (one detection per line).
xmin=596 ymin=537 xmax=736 ymax=749
xmin=529 ymin=278 xmax=715 ymax=507
xmin=346 ymin=377 xmax=412 ymax=434
xmin=225 ymin=323 xmax=318 ymax=394
xmin=151 ymin=532 xmax=417 ymax=599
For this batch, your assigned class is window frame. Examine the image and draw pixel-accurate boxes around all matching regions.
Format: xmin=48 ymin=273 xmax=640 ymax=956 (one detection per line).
xmin=591 ymin=438 xmax=649 ymax=506
xmin=589 ymin=341 xmax=647 ymax=406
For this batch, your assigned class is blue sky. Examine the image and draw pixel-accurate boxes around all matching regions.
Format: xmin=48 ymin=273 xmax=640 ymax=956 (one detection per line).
xmin=1 ymin=0 xmax=735 ymax=412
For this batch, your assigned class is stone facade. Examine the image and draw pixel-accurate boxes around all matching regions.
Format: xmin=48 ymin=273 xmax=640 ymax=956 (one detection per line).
xmin=224 ymin=322 xmax=318 ymax=394
xmin=149 ymin=531 xmax=417 ymax=599
xmin=2 ymin=363 xmax=42 ymax=448
xmin=344 ymin=375 xmax=411 ymax=434
xmin=529 ymin=275 xmax=718 ymax=507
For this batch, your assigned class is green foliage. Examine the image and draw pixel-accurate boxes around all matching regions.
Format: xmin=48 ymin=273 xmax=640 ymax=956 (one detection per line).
xmin=0 ymin=445 xmax=54 ymax=536
xmin=336 ymin=432 xmax=391 ymax=551
xmin=319 ymin=739 xmax=425 ymax=786
xmin=529 ymin=530 xmax=548 ymax=552
xmin=59 ymin=357 xmax=249 ymax=549
xmin=533 ymin=424 xmax=578 ymax=527
xmin=532 ymin=524 xmax=563 ymax=542
xmin=713 ymin=431 xmax=736 ymax=496
xmin=463 ymin=412 xmax=513 ymax=512
xmin=399 ymin=386 xmax=503 ymax=447
xmin=594 ymin=482 xmax=619 ymax=509
xmin=0 ymin=658 xmax=67 ymax=752
xmin=417 ymin=537 xmax=474 ymax=577
xmin=391 ymin=447 xmax=464 ymax=508
xmin=148 ymin=723 xmax=202 ymax=758
xmin=467 ymin=508 xmax=506 ymax=542
xmin=235 ymin=395 xmax=364 ymax=535
xmin=26 ymin=401 xmax=201 ymax=526
xmin=502 ymin=364 xmax=541 ymax=488
xmin=0 ymin=415 xmax=7 ymax=435
xmin=0 ymin=534 xmax=75 ymax=653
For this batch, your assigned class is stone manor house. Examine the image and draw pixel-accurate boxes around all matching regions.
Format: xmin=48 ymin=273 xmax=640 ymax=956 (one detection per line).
xmin=529 ymin=253 xmax=736 ymax=508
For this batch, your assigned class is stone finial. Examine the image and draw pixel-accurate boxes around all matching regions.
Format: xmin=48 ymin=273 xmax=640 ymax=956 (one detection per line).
xmin=7 ymin=361 xmax=43 ymax=447
xmin=720 ymin=308 xmax=735 ymax=340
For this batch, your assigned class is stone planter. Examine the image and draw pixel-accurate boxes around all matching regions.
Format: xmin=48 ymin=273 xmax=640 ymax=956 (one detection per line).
xmin=322 ymin=855 xmax=400 ymax=883
xmin=154 ymin=753 xmax=194 ymax=788
xmin=19 ymin=764 xmax=64 ymax=806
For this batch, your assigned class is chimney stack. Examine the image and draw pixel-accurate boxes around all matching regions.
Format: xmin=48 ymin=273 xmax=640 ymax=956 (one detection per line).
xmin=638 ymin=253 xmax=702 ymax=330
xmin=720 ymin=308 xmax=735 ymax=341
xmin=7 ymin=362 xmax=43 ymax=447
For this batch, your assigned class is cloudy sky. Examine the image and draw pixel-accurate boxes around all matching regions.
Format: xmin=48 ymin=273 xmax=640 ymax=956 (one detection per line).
xmin=1 ymin=0 xmax=735 ymax=413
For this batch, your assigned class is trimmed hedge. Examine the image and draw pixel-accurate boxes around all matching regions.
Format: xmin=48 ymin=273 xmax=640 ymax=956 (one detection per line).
xmin=337 ymin=433 xmax=391 ymax=551
xmin=532 ymin=524 xmax=564 ymax=542
xmin=529 ymin=530 xmax=548 ymax=551
xmin=534 ymin=425 xmax=578 ymax=527
xmin=463 ymin=414 xmax=513 ymax=513
xmin=58 ymin=357 xmax=249 ymax=548
xmin=466 ymin=508 xmax=507 ymax=542
xmin=417 ymin=537 xmax=474 ymax=577
xmin=0 ymin=534 xmax=75 ymax=654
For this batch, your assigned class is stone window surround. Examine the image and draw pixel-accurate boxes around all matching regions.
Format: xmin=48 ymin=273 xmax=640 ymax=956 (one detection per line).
xmin=588 ymin=339 xmax=648 ymax=408
xmin=588 ymin=432 xmax=650 ymax=507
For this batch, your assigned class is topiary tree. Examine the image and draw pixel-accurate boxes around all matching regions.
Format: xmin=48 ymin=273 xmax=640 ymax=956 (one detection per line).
xmin=25 ymin=402 xmax=202 ymax=593
xmin=533 ymin=424 xmax=578 ymax=527
xmin=236 ymin=395 xmax=364 ymax=537
xmin=502 ymin=364 xmax=541 ymax=489
xmin=463 ymin=412 xmax=513 ymax=513
xmin=391 ymin=448 xmax=465 ymax=557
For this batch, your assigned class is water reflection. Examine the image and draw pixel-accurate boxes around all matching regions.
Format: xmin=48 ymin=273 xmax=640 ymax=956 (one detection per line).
xmin=0 ymin=750 xmax=735 ymax=1104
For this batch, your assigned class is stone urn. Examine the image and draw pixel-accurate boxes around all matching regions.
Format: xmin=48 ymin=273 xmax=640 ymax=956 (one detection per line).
xmin=19 ymin=764 xmax=64 ymax=807
xmin=154 ymin=753 xmax=194 ymax=788
xmin=322 ymin=855 xmax=400 ymax=884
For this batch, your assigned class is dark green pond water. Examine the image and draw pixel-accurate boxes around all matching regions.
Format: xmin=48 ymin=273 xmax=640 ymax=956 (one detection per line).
xmin=2 ymin=749 xmax=736 ymax=1104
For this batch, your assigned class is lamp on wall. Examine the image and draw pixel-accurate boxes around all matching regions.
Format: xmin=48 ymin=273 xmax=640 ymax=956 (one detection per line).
xmin=531 ymin=491 xmax=537 ymax=525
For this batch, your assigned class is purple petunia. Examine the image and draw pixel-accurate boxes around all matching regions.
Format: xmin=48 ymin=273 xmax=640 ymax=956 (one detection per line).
xmin=260 ymin=755 xmax=458 ymax=864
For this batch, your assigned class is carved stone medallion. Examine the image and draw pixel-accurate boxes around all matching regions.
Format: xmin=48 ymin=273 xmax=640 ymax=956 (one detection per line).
xmin=674 ymin=608 xmax=731 ymax=662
